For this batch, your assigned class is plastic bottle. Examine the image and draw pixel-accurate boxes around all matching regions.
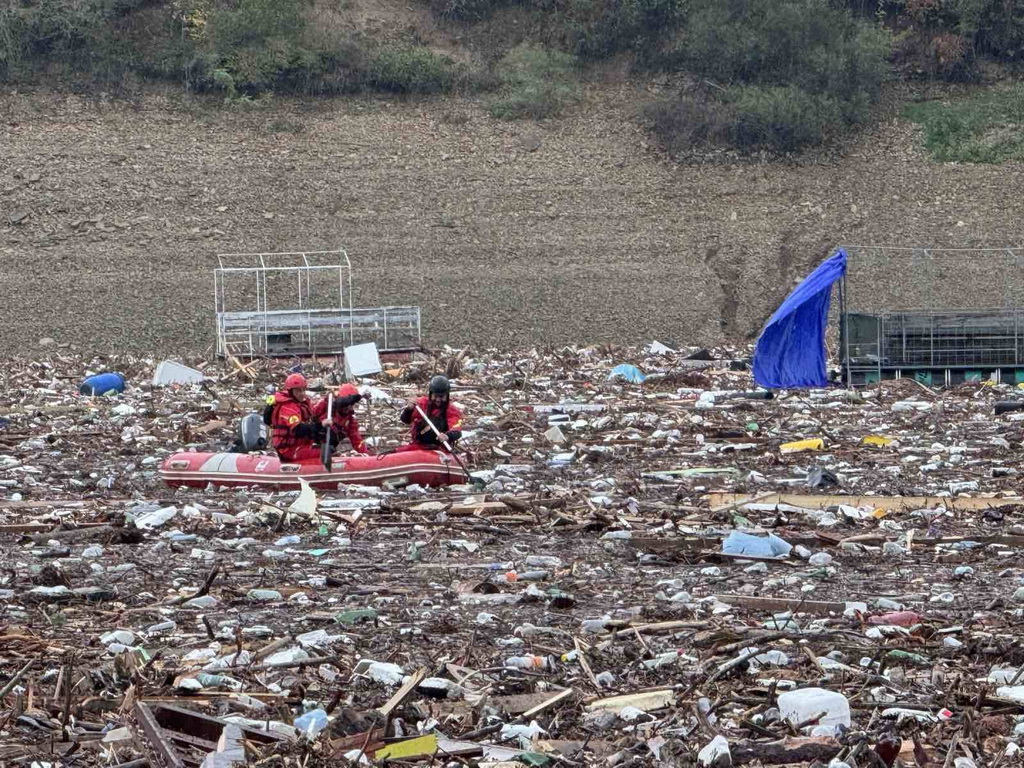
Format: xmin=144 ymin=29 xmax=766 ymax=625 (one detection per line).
xmin=505 ymin=655 xmax=551 ymax=670
xmin=247 ymin=589 xmax=283 ymax=602
xmin=500 ymin=570 xmax=549 ymax=583
xmin=132 ymin=505 xmax=178 ymax=530
xmin=294 ymin=708 xmax=329 ymax=738
xmin=525 ymin=556 xmax=563 ymax=568
xmin=778 ymin=688 xmax=851 ymax=730
xmin=197 ymin=673 xmax=243 ymax=691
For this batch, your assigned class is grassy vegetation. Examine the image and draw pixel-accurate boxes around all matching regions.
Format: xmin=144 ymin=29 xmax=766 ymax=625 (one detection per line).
xmin=641 ymin=0 xmax=889 ymax=153
xmin=488 ymin=44 xmax=578 ymax=119
xmin=5 ymin=0 xmax=1024 ymax=158
xmin=904 ymin=86 xmax=1024 ymax=163
xmin=368 ymin=46 xmax=460 ymax=94
xmin=0 ymin=0 xmax=466 ymax=97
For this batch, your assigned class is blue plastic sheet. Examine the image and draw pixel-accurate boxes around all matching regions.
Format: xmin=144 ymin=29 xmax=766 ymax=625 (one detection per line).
xmin=609 ymin=364 xmax=646 ymax=384
xmin=753 ymin=249 xmax=847 ymax=389
xmin=722 ymin=531 xmax=793 ymax=558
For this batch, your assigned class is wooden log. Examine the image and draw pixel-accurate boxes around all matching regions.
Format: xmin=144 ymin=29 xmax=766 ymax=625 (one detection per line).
xmin=706 ymin=492 xmax=1022 ymax=511
xmin=732 ymin=737 xmax=842 ymax=765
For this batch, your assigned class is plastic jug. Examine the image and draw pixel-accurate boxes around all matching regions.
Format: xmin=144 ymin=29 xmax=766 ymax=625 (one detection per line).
xmin=778 ymin=687 xmax=851 ymax=730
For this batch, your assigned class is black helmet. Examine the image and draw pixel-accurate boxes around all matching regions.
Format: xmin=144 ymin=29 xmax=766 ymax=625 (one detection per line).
xmin=428 ymin=375 xmax=451 ymax=396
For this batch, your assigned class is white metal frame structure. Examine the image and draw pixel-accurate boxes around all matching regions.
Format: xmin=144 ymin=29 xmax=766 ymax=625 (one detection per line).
xmin=838 ymin=245 xmax=1024 ymax=387
xmin=214 ymin=249 xmax=421 ymax=357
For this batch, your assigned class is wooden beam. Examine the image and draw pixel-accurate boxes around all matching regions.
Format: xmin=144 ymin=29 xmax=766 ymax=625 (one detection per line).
xmin=714 ymin=594 xmax=850 ymax=615
xmin=522 ymin=688 xmax=575 ymax=719
xmin=706 ymin=492 xmax=1022 ymax=511
xmin=377 ymin=668 xmax=427 ymax=717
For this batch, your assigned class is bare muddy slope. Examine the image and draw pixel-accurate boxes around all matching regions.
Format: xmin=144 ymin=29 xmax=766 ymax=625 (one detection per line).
xmin=2 ymin=87 xmax=1022 ymax=354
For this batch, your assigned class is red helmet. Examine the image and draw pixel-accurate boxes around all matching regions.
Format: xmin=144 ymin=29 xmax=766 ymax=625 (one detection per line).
xmin=284 ymin=373 xmax=307 ymax=390
xmin=335 ymin=382 xmax=363 ymax=407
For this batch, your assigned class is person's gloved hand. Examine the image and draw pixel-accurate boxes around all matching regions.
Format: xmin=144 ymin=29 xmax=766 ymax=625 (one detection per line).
xmin=294 ymin=421 xmax=318 ymax=439
xmin=446 ymin=429 xmax=462 ymax=443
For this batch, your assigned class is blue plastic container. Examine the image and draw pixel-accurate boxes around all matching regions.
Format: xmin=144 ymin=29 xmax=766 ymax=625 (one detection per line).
xmin=79 ymin=372 xmax=126 ymax=396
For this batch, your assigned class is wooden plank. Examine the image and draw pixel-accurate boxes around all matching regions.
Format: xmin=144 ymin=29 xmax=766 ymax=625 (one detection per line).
xmin=133 ymin=703 xmax=184 ymax=768
xmin=194 ymin=420 xmax=228 ymax=435
xmin=714 ymin=594 xmax=850 ymax=615
xmin=0 ymin=499 xmax=91 ymax=510
xmin=706 ymin=492 xmax=1023 ymax=511
xmin=842 ymin=533 xmax=1024 ymax=548
xmin=0 ymin=523 xmax=54 ymax=534
xmin=586 ymin=689 xmax=676 ymax=714
xmin=327 ymin=728 xmax=386 ymax=755
xmin=711 ymin=491 xmax=775 ymax=514
xmin=377 ymin=668 xmax=427 ymax=717
xmin=522 ymin=688 xmax=574 ymax=719
xmin=603 ymin=620 xmax=703 ymax=637
xmin=448 ymin=501 xmax=510 ymax=516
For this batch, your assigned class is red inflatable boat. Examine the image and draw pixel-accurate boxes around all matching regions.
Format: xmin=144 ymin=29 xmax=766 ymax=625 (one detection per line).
xmin=160 ymin=450 xmax=470 ymax=490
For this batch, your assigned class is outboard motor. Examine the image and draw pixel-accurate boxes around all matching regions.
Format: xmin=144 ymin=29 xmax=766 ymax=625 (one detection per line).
xmin=233 ymin=412 xmax=268 ymax=453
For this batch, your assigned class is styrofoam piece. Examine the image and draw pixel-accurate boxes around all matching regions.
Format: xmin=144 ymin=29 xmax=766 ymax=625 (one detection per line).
xmin=153 ymin=360 xmax=205 ymax=387
xmin=344 ymin=343 xmax=383 ymax=378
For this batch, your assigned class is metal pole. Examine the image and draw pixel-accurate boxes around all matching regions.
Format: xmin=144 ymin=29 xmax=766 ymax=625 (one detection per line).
xmin=214 ymin=269 xmax=221 ymax=357
xmin=347 ymin=262 xmax=354 ymax=347
xmin=839 ymin=274 xmax=851 ymax=388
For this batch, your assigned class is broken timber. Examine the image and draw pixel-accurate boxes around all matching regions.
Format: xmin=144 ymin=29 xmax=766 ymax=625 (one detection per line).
xmin=133 ymin=702 xmax=285 ymax=767
xmin=706 ymin=492 xmax=1023 ymax=511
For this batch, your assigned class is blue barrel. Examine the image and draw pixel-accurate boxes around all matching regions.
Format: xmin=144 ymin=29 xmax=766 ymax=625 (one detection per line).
xmin=79 ymin=372 xmax=126 ymax=396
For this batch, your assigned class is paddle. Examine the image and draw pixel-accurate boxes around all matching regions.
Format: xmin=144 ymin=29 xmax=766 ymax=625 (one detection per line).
xmin=321 ymin=392 xmax=334 ymax=472
xmin=413 ymin=402 xmax=474 ymax=483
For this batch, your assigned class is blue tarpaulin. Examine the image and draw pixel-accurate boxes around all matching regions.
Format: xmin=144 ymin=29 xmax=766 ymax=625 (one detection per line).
xmin=753 ymin=249 xmax=847 ymax=389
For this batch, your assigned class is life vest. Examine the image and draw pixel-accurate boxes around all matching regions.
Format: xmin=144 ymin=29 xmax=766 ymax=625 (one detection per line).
xmin=268 ymin=392 xmax=315 ymax=453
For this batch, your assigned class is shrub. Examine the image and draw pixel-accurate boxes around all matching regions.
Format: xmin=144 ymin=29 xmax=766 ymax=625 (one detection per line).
xmin=727 ymin=85 xmax=843 ymax=152
xmin=0 ymin=0 xmax=152 ymax=84
xmin=642 ymin=94 xmax=735 ymax=154
xmin=0 ymin=6 xmax=28 ymax=80
xmin=198 ymin=0 xmax=311 ymax=92
xmin=368 ymin=46 xmax=459 ymax=93
xmin=682 ymin=0 xmax=888 ymax=100
xmin=488 ymin=44 xmax=578 ymax=119
xmin=642 ymin=0 xmax=888 ymax=153
xmin=553 ymin=0 xmax=687 ymax=60
xmin=961 ymin=0 xmax=1024 ymax=61
xmin=429 ymin=0 xmax=517 ymax=21
xmin=904 ymin=85 xmax=1024 ymax=162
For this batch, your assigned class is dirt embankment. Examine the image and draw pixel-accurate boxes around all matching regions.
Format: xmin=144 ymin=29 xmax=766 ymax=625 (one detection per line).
xmin=2 ymin=84 xmax=1023 ymax=355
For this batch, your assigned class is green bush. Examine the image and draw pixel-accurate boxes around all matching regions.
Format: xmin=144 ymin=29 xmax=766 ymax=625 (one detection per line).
xmin=199 ymin=0 xmax=315 ymax=92
xmin=429 ymin=0 xmax=516 ymax=21
xmin=368 ymin=46 xmax=459 ymax=93
xmin=643 ymin=0 xmax=888 ymax=154
xmin=641 ymin=94 xmax=735 ymax=154
xmin=881 ymin=0 xmax=1024 ymax=64
xmin=682 ymin=0 xmax=888 ymax=100
xmin=0 ymin=0 xmax=151 ymax=84
xmin=904 ymin=86 xmax=1024 ymax=162
xmin=727 ymin=85 xmax=843 ymax=152
xmin=0 ymin=0 xmax=372 ymax=95
xmin=956 ymin=0 xmax=1024 ymax=60
xmin=556 ymin=0 xmax=688 ymax=61
xmin=488 ymin=44 xmax=578 ymax=119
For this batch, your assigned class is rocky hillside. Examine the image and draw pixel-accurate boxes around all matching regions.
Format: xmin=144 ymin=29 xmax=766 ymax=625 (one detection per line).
xmin=2 ymin=79 xmax=1023 ymax=355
